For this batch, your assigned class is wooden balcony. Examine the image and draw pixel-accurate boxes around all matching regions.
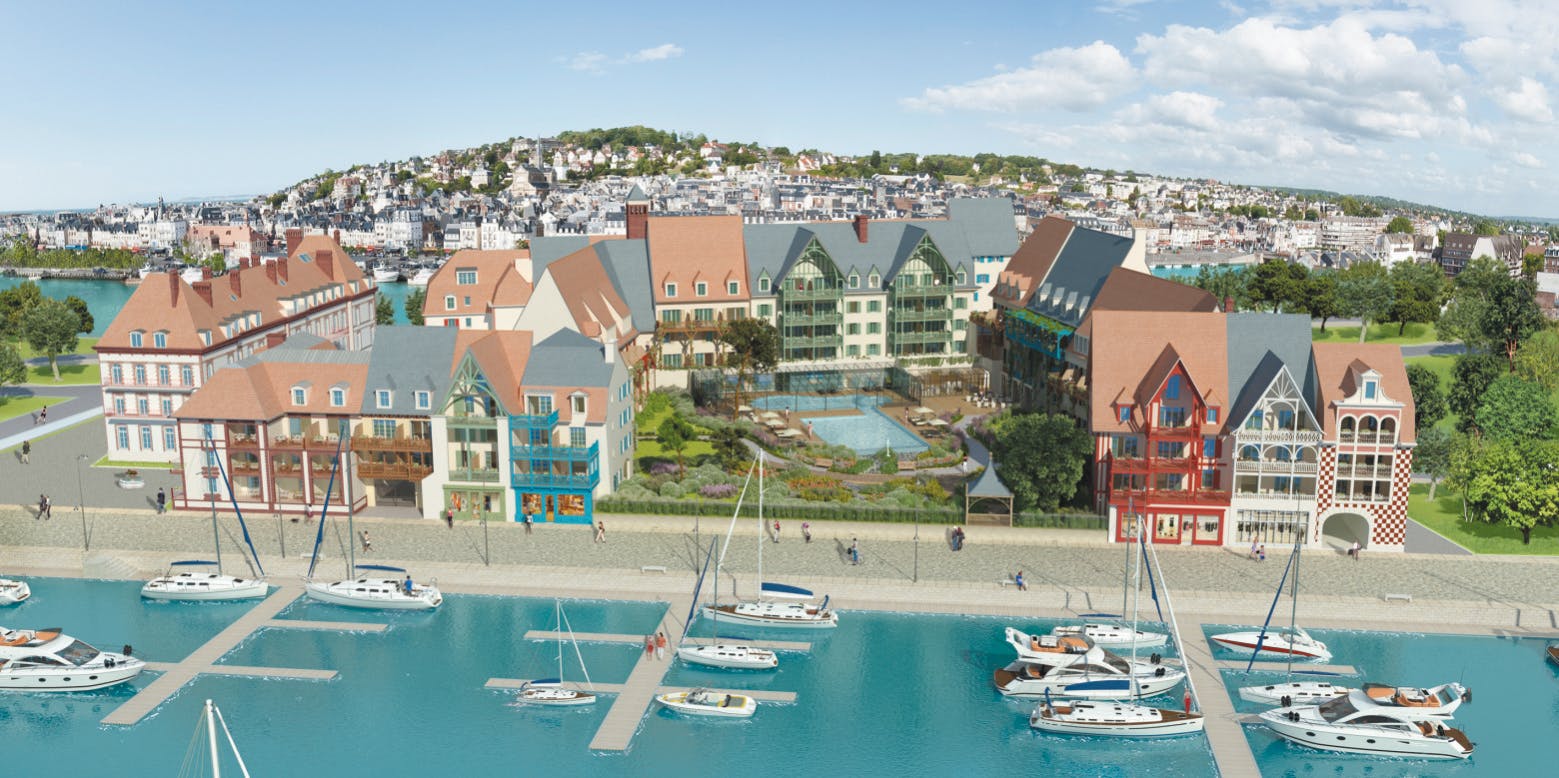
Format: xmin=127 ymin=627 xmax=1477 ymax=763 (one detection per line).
xmin=350 ymin=435 xmax=432 ymax=453
xmin=228 ymin=434 xmax=261 ymax=449
xmin=356 ymin=460 xmax=434 ymax=481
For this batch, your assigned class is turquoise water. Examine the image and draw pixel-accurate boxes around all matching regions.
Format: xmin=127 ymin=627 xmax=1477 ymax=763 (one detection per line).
xmin=807 ymin=407 xmax=930 ymax=454
xmin=0 ymin=277 xmax=415 ymax=336
xmin=1205 ymin=624 xmax=1557 ymax=776
xmin=0 ymin=578 xmax=1217 ymax=776
xmin=753 ymin=393 xmax=890 ymax=413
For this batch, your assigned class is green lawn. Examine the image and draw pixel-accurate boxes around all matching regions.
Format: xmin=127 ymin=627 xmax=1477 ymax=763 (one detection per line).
xmin=1312 ymin=322 xmax=1439 ymax=345
xmin=1407 ymin=483 xmax=1559 ymax=555
xmin=636 ymin=438 xmax=716 ymax=462
xmin=92 ymin=457 xmax=174 ymax=470
xmin=1403 ymin=354 xmax=1458 ymax=432
xmin=25 ymin=363 xmax=100 ymax=385
xmin=8 ymin=336 xmax=98 ymax=361
xmin=0 ymin=394 xmax=66 ymax=423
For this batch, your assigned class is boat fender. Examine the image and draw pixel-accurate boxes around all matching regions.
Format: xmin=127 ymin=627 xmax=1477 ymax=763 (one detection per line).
xmin=1155 ymin=666 xmax=1166 ymax=677
xmin=1287 ymin=711 xmax=1300 ymax=722
xmin=123 ymin=644 xmax=133 ymax=657
xmin=1150 ymin=652 xmax=1162 ymax=664
xmin=1461 ymin=688 xmax=1472 ymax=703
xmin=105 ymin=657 xmax=115 ymax=668
xmin=1280 ymin=695 xmax=1292 ymax=708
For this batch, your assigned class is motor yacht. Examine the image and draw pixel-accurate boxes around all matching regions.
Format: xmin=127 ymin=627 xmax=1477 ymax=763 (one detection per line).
xmin=372 ymin=263 xmax=401 ymax=283
xmin=407 ymin=265 xmax=436 ymax=286
xmin=1006 ymin=628 xmax=1093 ymax=661
xmin=677 ymin=643 xmax=778 ymax=670
xmin=1030 ymin=699 xmax=1205 ymax=737
xmin=655 ymin=688 xmax=757 ymax=718
xmin=0 ymin=626 xmax=145 ymax=691
xmin=0 ymin=578 xmax=29 ymax=605
xmin=1260 ymin=691 xmax=1474 ymax=759
xmin=994 ymin=630 xmax=1185 ymax=700
xmin=304 ymin=566 xmax=441 ymax=610
xmin=142 ymin=562 xmax=268 ymax=602
xmin=515 ymin=680 xmax=595 ymax=707
xmin=1211 ymin=626 xmax=1331 ymax=660
xmin=1050 ymin=622 xmax=1168 ymax=651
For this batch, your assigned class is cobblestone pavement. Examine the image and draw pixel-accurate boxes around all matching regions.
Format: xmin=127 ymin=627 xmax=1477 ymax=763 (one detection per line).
xmin=4 ymin=507 xmax=1556 ymax=620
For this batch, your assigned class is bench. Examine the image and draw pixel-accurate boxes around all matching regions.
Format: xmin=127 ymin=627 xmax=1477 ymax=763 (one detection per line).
xmin=640 ymin=565 xmax=668 ymax=574
xmin=999 ymin=578 xmax=1023 ymax=589
xmin=1382 ymin=592 xmax=1413 ymax=603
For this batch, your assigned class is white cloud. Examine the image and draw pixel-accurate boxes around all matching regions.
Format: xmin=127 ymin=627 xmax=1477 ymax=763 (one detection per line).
xmin=902 ymin=41 xmax=1135 ymax=113
xmin=1096 ymin=0 xmax=1156 ymax=15
xmin=1493 ymin=76 xmax=1553 ymax=123
xmin=1123 ymin=91 xmax=1223 ymax=130
xmin=560 ymin=43 xmax=684 ymax=74
xmin=1512 ymin=151 xmax=1544 ymax=169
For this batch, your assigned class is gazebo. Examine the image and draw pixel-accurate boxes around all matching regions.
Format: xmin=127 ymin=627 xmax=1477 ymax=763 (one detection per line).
xmin=964 ymin=464 xmax=1014 ymax=526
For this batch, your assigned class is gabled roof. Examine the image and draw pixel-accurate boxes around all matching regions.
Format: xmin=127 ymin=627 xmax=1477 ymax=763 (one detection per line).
xmin=1088 ymin=310 xmax=1230 ymax=435
xmin=1090 ymin=268 xmax=1218 ymax=314
xmin=994 ymin=216 xmax=1073 ymax=308
xmin=625 ymin=183 xmax=649 ymax=203
xmin=946 ymin=197 xmax=1020 ymax=257
xmin=462 ymin=331 xmax=533 ymax=415
xmin=1025 ymin=223 xmax=1137 ymax=328
xmin=645 ymin=215 xmax=748 ymax=304
xmin=1312 ymin=342 xmax=1417 ymax=443
xmin=1222 ymin=313 xmax=1316 ymax=431
xmin=522 ymin=328 xmax=617 ymax=388
xmin=545 ymin=244 xmax=639 ymax=344
xmin=596 ymin=239 xmax=655 ymax=335
xmin=423 ymin=249 xmax=533 ymax=318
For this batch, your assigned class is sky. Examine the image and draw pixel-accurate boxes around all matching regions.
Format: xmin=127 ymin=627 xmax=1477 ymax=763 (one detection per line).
xmin=2 ymin=0 xmax=1557 ymax=217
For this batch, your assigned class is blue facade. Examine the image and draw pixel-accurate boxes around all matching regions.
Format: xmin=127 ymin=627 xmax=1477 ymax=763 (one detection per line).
xmin=508 ymin=410 xmax=600 ymax=524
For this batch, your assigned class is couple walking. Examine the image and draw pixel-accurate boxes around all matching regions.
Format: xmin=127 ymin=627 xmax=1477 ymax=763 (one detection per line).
xmin=644 ymin=632 xmax=667 ymax=660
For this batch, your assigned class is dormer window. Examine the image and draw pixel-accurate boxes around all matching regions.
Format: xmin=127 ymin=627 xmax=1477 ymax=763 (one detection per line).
xmin=199 ymin=331 xmax=212 ymax=346
xmin=330 ymin=388 xmax=346 ymax=407
xmin=727 ymin=281 xmax=739 ymax=295
xmin=956 ymin=271 xmax=967 ymax=285
xmin=1207 ymin=407 xmax=1219 ymax=423
xmin=571 ymin=394 xmax=586 ymax=415
xmin=292 ymin=387 xmax=306 ymax=406
xmin=849 ymin=274 xmax=860 ymax=289
xmin=695 ymin=282 xmax=707 ymax=297
xmin=153 ymin=331 xmax=167 ymax=348
xmin=1364 ymin=380 xmax=1377 ymax=400
xmin=665 ymin=282 xmax=678 ymax=298
xmin=130 ymin=331 xmax=144 ymax=348
xmin=1118 ymin=405 xmax=1131 ymax=422
xmin=868 ymin=273 xmax=880 ymax=287
xmin=758 ymin=277 xmax=770 ymax=293
xmin=376 ymin=390 xmax=392 ymax=409
xmin=456 ymin=269 xmax=477 ymax=285
xmin=415 ymin=391 xmax=431 ymax=410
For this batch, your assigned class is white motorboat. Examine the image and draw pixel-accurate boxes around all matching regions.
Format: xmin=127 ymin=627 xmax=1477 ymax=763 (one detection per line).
xmin=305 ymin=567 xmax=441 ymax=610
xmin=407 ymin=265 xmax=436 ymax=286
xmin=0 ymin=626 xmax=145 ymax=691
xmin=677 ymin=643 xmax=778 ymax=670
xmin=1211 ymin=626 xmax=1331 ymax=661
xmin=372 ymin=263 xmax=400 ymax=283
xmin=181 ymin=265 xmax=208 ymax=284
xmin=655 ymin=688 xmax=757 ymax=718
xmin=0 ymin=578 xmax=29 ymax=605
xmin=1050 ymin=622 xmax=1168 ymax=651
xmin=516 ymin=600 xmax=597 ymax=706
xmin=1238 ymin=679 xmax=1356 ymax=706
xmin=1030 ymin=699 xmax=1205 ymax=737
xmin=1356 ymin=682 xmax=1469 ymax=717
xmin=993 ymin=654 xmax=1186 ymax=700
xmin=142 ymin=563 xmax=268 ymax=601
xmin=1260 ymin=692 xmax=1474 ymax=759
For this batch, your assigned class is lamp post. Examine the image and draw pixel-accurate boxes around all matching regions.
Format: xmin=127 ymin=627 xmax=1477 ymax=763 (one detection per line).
xmin=74 ymin=454 xmax=89 ymax=552
xmin=913 ymin=509 xmax=920 ymax=584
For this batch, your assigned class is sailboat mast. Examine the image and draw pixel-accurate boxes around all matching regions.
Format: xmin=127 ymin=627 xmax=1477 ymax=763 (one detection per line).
xmin=1288 ymin=539 xmax=1301 ymax=677
xmin=1122 ymin=495 xmax=1133 ymax=618
xmin=206 ymin=699 xmax=222 ymax=778
xmin=556 ymin=600 xmax=565 ymax=682
xmin=210 ymin=441 xmax=223 ymax=575
xmin=756 ymin=454 xmax=764 ymax=601
xmin=1130 ymin=519 xmax=1143 ymax=696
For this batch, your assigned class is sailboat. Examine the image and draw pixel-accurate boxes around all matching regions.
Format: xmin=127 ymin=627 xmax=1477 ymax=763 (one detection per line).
xmin=180 ymin=699 xmax=252 ymax=777
xmin=680 ymin=465 xmax=779 ymax=670
xmin=517 ymin=600 xmax=596 ymax=706
xmin=144 ymin=433 xmax=268 ymax=601
xmin=701 ymin=456 xmax=837 ymax=630
xmin=1030 ymin=520 xmax=1205 ymax=737
xmin=304 ymin=423 xmax=442 ymax=610
xmin=1217 ymin=539 xmax=1331 ymax=669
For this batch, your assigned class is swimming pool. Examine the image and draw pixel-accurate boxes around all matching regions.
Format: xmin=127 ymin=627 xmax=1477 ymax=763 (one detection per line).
xmin=806 ymin=407 xmax=929 ymax=455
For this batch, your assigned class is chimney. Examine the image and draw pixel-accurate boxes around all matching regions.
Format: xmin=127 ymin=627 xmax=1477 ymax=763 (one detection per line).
xmin=202 ymin=266 xmax=212 ymax=281
xmin=264 ymin=261 xmax=278 ymax=285
xmin=192 ymin=280 xmax=214 ymax=307
xmin=168 ymin=271 xmax=180 ymax=306
xmin=853 ymin=214 xmax=869 ymax=243
xmin=278 ymin=256 xmax=289 ymax=283
xmin=229 ymin=267 xmax=242 ymax=296
xmin=318 ymin=249 xmax=335 ymax=280
xmin=284 ymin=228 xmax=303 ymax=256
xmin=1223 ymin=296 xmax=1235 ymax=313
xmin=266 ymin=332 xmax=286 ymax=349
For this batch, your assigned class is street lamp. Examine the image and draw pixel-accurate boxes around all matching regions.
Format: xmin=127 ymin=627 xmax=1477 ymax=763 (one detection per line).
xmin=913 ymin=509 xmax=920 ymax=584
xmin=74 ymin=454 xmax=89 ymax=551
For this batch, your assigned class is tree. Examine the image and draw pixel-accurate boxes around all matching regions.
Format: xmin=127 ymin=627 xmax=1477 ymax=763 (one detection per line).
xmin=989 ymin=412 xmax=1092 ymax=512
xmin=0 ymin=279 xmax=43 ymax=337
xmin=1299 ymin=272 xmax=1340 ymax=330
xmin=374 ymin=293 xmax=395 ymax=325
xmin=656 ymin=414 xmax=696 ymax=474
xmin=1472 ymin=219 xmax=1501 ymax=236
xmin=1245 ymin=259 xmax=1308 ymax=313
xmin=1384 ymin=216 xmax=1414 ymax=234
xmin=1191 ymin=266 xmax=1248 ymax=311
xmin=1515 ymin=328 xmax=1559 ymax=393
xmin=718 ymin=317 xmax=780 ymax=417
xmin=1405 ymin=363 xmax=1447 ymax=431
xmin=1480 ymin=275 xmax=1545 ymax=371
xmin=21 ymin=298 xmax=80 ymax=381
xmin=1448 ymin=352 xmax=1504 ymax=433
xmin=0 ymin=341 xmax=25 ymax=389
xmin=1435 ymin=256 xmax=1506 ymax=346
xmin=1386 ymin=261 xmax=1445 ymax=335
xmin=1462 ymin=439 xmax=1559 ymax=544
xmin=404 ymin=288 xmax=426 ymax=326
xmin=62 ymin=295 xmax=93 ymax=335
xmin=1474 ymin=375 xmax=1559 ymax=442
xmin=1333 ymin=261 xmax=1394 ymax=342
xmin=1413 ymin=426 xmax=1452 ymax=499
xmin=1522 ymin=252 xmax=1545 ymax=277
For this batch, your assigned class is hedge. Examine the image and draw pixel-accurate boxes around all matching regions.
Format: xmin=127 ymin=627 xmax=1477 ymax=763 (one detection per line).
xmin=597 ymin=497 xmax=1105 ymax=529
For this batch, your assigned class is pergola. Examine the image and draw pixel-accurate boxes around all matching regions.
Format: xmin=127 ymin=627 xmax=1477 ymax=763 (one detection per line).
xmin=964 ymin=463 xmax=1014 ymax=526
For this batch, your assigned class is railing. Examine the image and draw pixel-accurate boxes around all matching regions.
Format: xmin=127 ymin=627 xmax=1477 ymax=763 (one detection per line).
xmin=350 ymin=435 xmax=432 ymax=452
xmin=1234 ymin=460 xmax=1319 ymax=475
xmin=1115 ymin=488 xmax=1231 ymax=506
xmin=1146 ymin=424 xmax=1202 ymax=440
xmin=511 ymin=442 xmax=599 ymax=464
xmin=782 ymin=310 xmax=843 ymax=327
xmin=356 ymin=461 xmax=434 ymax=480
xmin=229 ymin=461 xmax=261 ymax=474
xmin=1238 ymin=429 xmax=1323 ymax=445
xmin=448 ymin=467 xmax=501 ymax=483
xmin=894 ymin=307 xmax=953 ymax=323
xmin=228 ymin=433 xmax=260 ymax=448
xmin=893 ymin=284 xmax=948 ymax=299
xmin=893 ymin=329 xmax=951 ymax=344
xmin=784 ymin=334 xmax=842 ymax=350
xmin=512 ymin=470 xmax=600 ymax=490
xmin=781 ymin=286 xmax=841 ymax=302
xmin=509 ymin=410 xmax=558 ymax=430
xmin=1338 ymin=432 xmax=1393 ymax=445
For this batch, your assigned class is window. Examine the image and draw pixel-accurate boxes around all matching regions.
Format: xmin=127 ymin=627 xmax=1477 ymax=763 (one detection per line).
xmin=329 ymin=388 xmax=345 ymax=407
xmin=847 ymin=301 xmax=860 ymax=313
xmin=572 ymin=395 xmax=586 ymax=414
xmin=866 ymin=344 xmax=880 ymax=356
xmin=114 ymin=397 xmax=125 ymax=414
xmin=866 ymin=322 xmax=880 ymax=334
xmin=695 ymin=282 xmax=707 ymax=297
xmin=164 ymin=427 xmax=176 ymax=450
xmin=137 ymin=398 xmax=149 ymax=415
xmin=758 ymin=277 xmax=770 ymax=293
xmin=111 ymin=365 xmax=123 ymax=384
xmin=1207 ymin=407 xmax=1219 ymax=423
xmin=570 ymin=427 xmax=586 ymax=447
xmin=1165 ymin=375 xmax=1181 ymax=400
xmin=662 ymin=353 xmax=683 ymax=368
xmin=415 ymin=391 xmax=431 ymax=410
xmin=664 ymin=283 xmax=677 ymax=298
xmin=954 ymin=320 xmax=966 ymax=331
xmin=976 ymin=273 xmax=990 ymax=284
xmin=157 ymin=365 xmax=170 ymax=385
xmin=849 ymin=274 xmax=860 ymax=289
xmin=1277 ymin=409 xmax=1294 ymax=429
xmin=868 ymin=274 xmax=880 ymax=287
xmin=954 ymin=296 xmax=967 ymax=309
xmin=153 ymin=331 xmax=167 ymax=348
xmin=757 ymin=304 xmax=772 ymax=317
xmin=1159 ymin=406 xmax=1188 ymax=427
xmin=140 ymin=426 xmax=153 ymax=450
xmin=956 ymin=271 xmax=966 ymax=285
xmin=660 ymin=309 xmax=682 ymax=324
xmin=1157 ymin=441 xmax=1180 ymax=458
xmin=456 ymin=269 xmax=477 ymax=285
xmin=528 ymin=395 xmax=553 ymax=415
xmin=181 ymin=366 xmax=193 ymax=386
xmin=1364 ymin=380 xmax=1377 ymax=400
xmin=728 ymin=281 xmax=739 ymax=295
xmin=134 ymin=365 xmax=147 ymax=385
xmin=116 ymin=425 xmax=129 ymax=449
xmin=694 ymin=308 xmax=714 ymax=322
xmin=130 ymin=331 xmax=143 ymax=348
xmin=1118 ymin=405 xmax=1131 ymax=422
xmin=867 ymin=300 xmax=881 ymax=313
xmin=444 ymin=295 xmax=455 ymax=310
xmin=847 ymin=344 xmax=860 ymax=356
xmin=292 ymin=388 xmax=306 ymax=405
xmin=1203 ymin=437 xmax=1217 ymax=458
xmin=373 ymin=419 xmax=397 ymax=438
xmin=161 ymin=398 xmax=172 ymax=416
xmin=376 ymin=390 xmax=392 ymax=409
xmin=847 ymin=323 xmax=861 ymax=335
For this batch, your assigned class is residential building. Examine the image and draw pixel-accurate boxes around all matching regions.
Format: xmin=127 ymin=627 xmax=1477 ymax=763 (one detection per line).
xmin=422 ymin=249 xmax=534 ymax=329
xmin=1438 ymin=232 xmax=1526 ymax=276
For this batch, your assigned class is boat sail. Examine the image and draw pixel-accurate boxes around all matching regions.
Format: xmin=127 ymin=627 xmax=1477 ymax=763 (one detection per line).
xmin=517 ymin=600 xmax=596 ymax=706
xmin=144 ymin=429 xmax=268 ymax=601
xmin=680 ymin=462 xmax=779 ymax=670
xmin=304 ymin=422 xmax=441 ymax=610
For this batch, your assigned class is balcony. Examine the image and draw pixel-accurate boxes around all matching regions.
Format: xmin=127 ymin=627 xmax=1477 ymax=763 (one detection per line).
xmin=893 ymin=284 xmax=949 ymax=300
xmin=509 ymin=410 xmax=558 ymax=431
xmin=894 ymin=307 xmax=953 ymax=324
xmin=1239 ymin=428 xmax=1323 ymax=445
xmin=782 ymin=310 xmax=843 ymax=327
xmin=1145 ymin=424 xmax=1202 ymax=441
xmin=512 ymin=470 xmax=599 ymax=490
xmin=1115 ymin=488 xmax=1231 ymax=506
xmin=784 ymin=334 xmax=842 ymax=350
xmin=894 ymin=329 xmax=951 ymax=345
xmin=781 ymin=285 xmax=841 ymax=302
xmin=230 ymin=461 xmax=261 ymax=475
xmin=1234 ymin=460 xmax=1319 ymax=475
xmin=658 ymin=317 xmax=723 ymax=335
xmin=350 ymin=435 xmax=433 ymax=453
xmin=228 ymin=433 xmax=261 ymax=449
xmin=511 ymin=441 xmax=598 ymax=465
xmin=356 ymin=460 xmax=434 ymax=480
xmin=1338 ymin=432 xmax=1394 ymax=445
xmin=448 ymin=467 xmax=500 ymax=483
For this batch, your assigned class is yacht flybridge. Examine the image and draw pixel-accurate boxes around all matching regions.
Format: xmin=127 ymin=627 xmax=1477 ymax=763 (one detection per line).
xmin=1260 ymin=691 xmax=1475 ymax=759
xmin=0 ymin=626 xmax=144 ymax=691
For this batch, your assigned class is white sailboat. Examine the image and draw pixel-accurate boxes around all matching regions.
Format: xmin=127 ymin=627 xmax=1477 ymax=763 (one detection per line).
xmin=0 ymin=626 xmax=145 ymax=691
xmin=1260 ymin=691 xmax=1474 ymax=759
xmin=144 ymin=438 xmax=268 ymax=602
xmin=1216 ymin=540 xmax=1331 ymax=661
xmin=1030 ymin=520 xmax=1205 ymax=737
xmin=181 ymin=699 xmax=253 ymax=777
xmin=304 ymin=424 xmax=441 ymax=610
xmin=680 ymin=467 xmax=780 ymax=671
xmin=1049 ymin=622 xmax=1168 ymax=651
xmin=517 ymin=600 xmax=596 ymax=706
xmin=701 ymin=457 xmax=837 ymax=630
xmin=0 ymin=578 xmax=28 ymax=605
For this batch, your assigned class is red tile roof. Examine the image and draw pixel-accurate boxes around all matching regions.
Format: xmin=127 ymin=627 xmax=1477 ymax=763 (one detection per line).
xmin=645 ymin=215 xmax=749 ymax=304
xmin=1312 ymin=342 xmax=1417 ymax=443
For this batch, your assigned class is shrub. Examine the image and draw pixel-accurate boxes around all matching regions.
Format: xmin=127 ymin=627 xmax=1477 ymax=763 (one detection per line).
xmin=658 ymin=481 xmax=685 ymax=498
xmin=699 ymin=483 xmax=738 ymax=499
xmin=647 ymin=461 xmax=681 ymax=476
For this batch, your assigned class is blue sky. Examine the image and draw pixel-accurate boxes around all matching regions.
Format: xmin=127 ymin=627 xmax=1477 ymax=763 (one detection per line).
xmin=2 ymin=0 xmax=1555 ymax=216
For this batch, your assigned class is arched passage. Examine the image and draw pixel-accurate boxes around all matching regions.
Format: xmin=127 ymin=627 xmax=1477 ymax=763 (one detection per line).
xmin=1321 ymin=512 xmax=1370 ymax=550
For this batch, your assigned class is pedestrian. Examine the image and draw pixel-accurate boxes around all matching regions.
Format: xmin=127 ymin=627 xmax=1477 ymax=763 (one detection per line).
xmin=772 ymin=519 xmax=781 ymax=543
xmin=1349 ymin=541 xmax=1361 ymax=560
xmin=304 ymin=503 xmax=313 ymax=525
xmin=42 ymin=494 xmax=51 ymax=520
xmin=654 ymin=632 xmax=667 ymax=661
xmin=1249 ymin=541 xmax=1259 ymax=561
xmin=1015 ymin=570 xmax=1027 ymax=591
xmin=524 ymin=511 xmax=533 ymax=535
xmin=1256 ymin=544 xmax=1266 ymax=563
xmin=644 ymin=635 xmax=654 ymax=659
xmin=37 ymin=405 xmax=46 ymax=426
xmin=360 ymin=530 xmax=372 ymax=553
xmin=20 ymin=440 xmax=29 ymax=464
xmin=960 ymin=456 xmax=969 ymax=474
xmin=444 ymin=508 xmax=454 ymax=529
xmin=849 ymin=537 xmax=860 ymax=565
xmin=37 ymin=494 xmax=46 ymax=520
xmin=595 ymin=520 xmax=606 ymax=543
xmin=802 ymin=522 xmax=812 ymax=543
xmin=156 ymin=488 xmax=166 ymax=515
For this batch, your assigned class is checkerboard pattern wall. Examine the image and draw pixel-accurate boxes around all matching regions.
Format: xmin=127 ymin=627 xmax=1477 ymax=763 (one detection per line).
xmin=1313 ymin=447 xmax=1411 ymax=548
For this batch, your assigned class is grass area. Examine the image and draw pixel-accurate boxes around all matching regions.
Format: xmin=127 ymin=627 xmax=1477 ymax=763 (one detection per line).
xmin=91 ymin=457 xmax=174 ymax=470
xmin=0 ymin=395 xmax=66 ymax=423
xmin=1311 ymin=322 xmax=1439 ymax=345
xmin=1407 ymin=483 xmax=1559 ymax=555
xmin=636 ymin=438 xmax=715 ymax=461
xmin=1404 ymin=353 xmax=1458 ymax=432
xmin=8 ymin=336 xmax=98 ymax=360
xmin=25 ymin=362 xmax=99 ymax=385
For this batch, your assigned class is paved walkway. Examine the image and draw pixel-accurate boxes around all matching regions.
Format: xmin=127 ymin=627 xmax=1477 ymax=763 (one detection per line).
xmin=0 ymin=382 xmax=102 ymax=448
xmin=1404 ymin=518 xmax=1473 ymax=555
xmin=0 ymin=420 xmax=179 ymax=515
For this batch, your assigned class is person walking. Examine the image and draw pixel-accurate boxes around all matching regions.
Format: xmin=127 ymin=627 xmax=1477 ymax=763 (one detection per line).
xmin=360 ymin=530 xmax=372 ymax=554
xmin=1349 ymin=541 xmax=1361 ymax=560
xmin=42 ymin=494 xmax=51 ymax=520
xmin=304 ymin=503 xmax=313 ymax=525
xmin=849 ymin=538 xmax=860 ymax=565
xmin=802 ymin=522 xmax=812 ymax=543
xmin=37 ymin=405 xmax=47 ymax=426
xmin=37 ymin=494 xmax=47 ymax=520
xmin=444 ymin=508 xmax=454 ymax=529
xmin=1256 ymin=544 xmax=1266 ymax=563
xmin=1015 ymin=570 xmax=1027 ymax=591
xmin=594 ymin=520 xmax=606 ymax=543
xmin=654 ymin=632 xmax=667 ymax=661
xmin=772 ymin=519 xmax=781 ymax=543
xmin=20 ymin=440 xmax=29 ymax=464
xmin=523 ymin=511 xmax=533 ymax=535
xmin=156 ymin=488 xmax=166 ymax=515
xmin=643 ymin=635 xmax=655 ymax=660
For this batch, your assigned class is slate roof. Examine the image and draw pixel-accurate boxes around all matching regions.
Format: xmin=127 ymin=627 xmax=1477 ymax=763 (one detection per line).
xmin=358 ymin=327 xmax=459 ymax=416
xmin=522 ymin=328 xmax=616 ymax=388
xmin=967 ymin=462 xmax=1013 ymax=499
xmin=595 ymin=240 xmax=656 ymax=335
xmin=1024 ymin=224 xmax=1137 ymax=328
xmin=946 ymin=197 xmax=1020 ymax=257
xmin=1222 ymin=313 xmax=1316 ymax=432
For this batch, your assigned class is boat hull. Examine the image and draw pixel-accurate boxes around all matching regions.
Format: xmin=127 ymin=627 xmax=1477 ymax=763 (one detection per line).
xmin=655 ymin=691 xmax=756 ymax=717
xmin=1051 ymin=624 xmax=1169 ymax=651
xmin=1261 ymin=713 xmax=1472 ymax=759
xmin=1211 ymin=632 xmax=1331 ymax=660
xmin=702 ymin=603 xmax=837 ymax=630
xmin=517 ymin=687 xmax=596 ymax=706
xmin=141 ymin=575 xmax=269 ymax=602
xmin=1239 ymin=681 xmax=1354 ymax=706
xmin=0 ymin=656 xmax=144 ymax=692
xmin=677 ymin=644 xmax=779 ymax=670
xmin=0 ymin=580 xmax=29 ymax=605
xmin=1030 ymin=705 xmax=1205 ymax=737
xmin=994 ymin=664 xmax=1185 ymax=700
xmin=305 ymin=579 xmax=441 ymax=610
